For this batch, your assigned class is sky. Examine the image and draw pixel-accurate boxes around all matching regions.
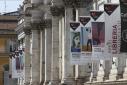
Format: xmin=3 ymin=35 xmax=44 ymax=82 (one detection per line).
xmin=0 ymin=0 xmax=23 ymax=14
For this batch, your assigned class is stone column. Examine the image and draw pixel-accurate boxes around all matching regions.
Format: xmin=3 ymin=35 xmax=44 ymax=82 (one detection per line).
xmin=49 ymin=6 xmax=63 ymax=85
xmin=75 ymin=4 xmax=92 ymax=84
xmin=61 ymin=7 xmax=75 ymax=85
xmin=24 ymin=30 xmax=31 ymax=85
xmin=43 ymin=26 xmax=52 ymax=85
xmin=40 ymin=30 xmax=45 ymax=84
xmin=31 ymin=29 xmax=40 ymax=85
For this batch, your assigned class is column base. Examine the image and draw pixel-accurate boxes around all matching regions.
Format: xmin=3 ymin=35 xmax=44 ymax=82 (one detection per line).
xmin=31 ymin=81 xmax=40 ymax=85
xmin=61 ymin=78 xmax=76 ymax=85
xmin=43 ymin=81 xmax=50 ymax=85
xmin=75 ymin=77 xmax=88 ymax=85
xmin=24 ymin=82 xmax=30 ymax=85
xmin=48 ymin=80 xmax=59 ymax=85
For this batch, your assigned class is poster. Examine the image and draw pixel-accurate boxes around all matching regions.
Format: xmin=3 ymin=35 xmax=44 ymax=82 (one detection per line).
xmin=71 ymin=32 xmax=81 ymax=52
xmin=11 ymin=50 xmax=24 ymax=78
xmin=79 ymin=16 xmax=92 ymax=52
xmin=104 ymin=4 xmax=121 ymax=56
xmin=120 ymin=0 xmax=127 ymax=52
xmin=90 ymin=10 xmax=105 ymax=60
xmin=70 ymin=17 xmax=93 ymax=65
xmin=70 ymin=22 xmax=81 ymax=64
xmin=79 ymin=16 xmax=92 ymax=64
xmin=92 ymin=22 xmax=105 ymax=47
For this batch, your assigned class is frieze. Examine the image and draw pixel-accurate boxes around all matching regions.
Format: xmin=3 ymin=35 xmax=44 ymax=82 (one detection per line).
xmin=62 ymin=0 xmax=93 ymax=7
xmin=30 ymin=19 xmax=52 ymax=29
xmin=50 ymin=6 xmax=64 ymax=16
xmin=23 ymin=29 xmax=31 ymax=35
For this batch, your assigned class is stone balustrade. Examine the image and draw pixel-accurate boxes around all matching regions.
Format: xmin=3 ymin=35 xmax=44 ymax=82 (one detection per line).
xmin=85 ymin=56 xmax=127 ymax=85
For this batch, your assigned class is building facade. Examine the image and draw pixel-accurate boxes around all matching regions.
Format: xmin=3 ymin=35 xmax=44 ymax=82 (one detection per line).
xmin=15 ymin=0 xmax=127 ymax=85
xmin=0 ymin=12 xmax=18 ymax=85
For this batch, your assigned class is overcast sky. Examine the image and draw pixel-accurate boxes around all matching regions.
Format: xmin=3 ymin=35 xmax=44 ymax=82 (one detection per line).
xmin=0 ymin=0 xmax=23 ymax=14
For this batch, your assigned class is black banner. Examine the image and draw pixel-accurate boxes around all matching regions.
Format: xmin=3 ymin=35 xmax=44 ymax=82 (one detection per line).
xmin=120 ymin=0 xmax=127 ymax=52
xmin=90 ymin=11 xmax=103 ymax=21
xmin=79 ymin=16 xmax=90 ymax=26
xmin=70 ymin=22 xmax=80 ymax=31
xmin=104 ymin=4 xmax=118 ymax=16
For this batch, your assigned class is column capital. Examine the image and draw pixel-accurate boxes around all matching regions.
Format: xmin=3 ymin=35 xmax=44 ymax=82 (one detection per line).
xmin=31 ymin=19 xmax=52 ymax=30
xmin=24 ymin=29 xmax=31 ymax=35
xmin=42 ymin=19 xmax=52 ymax=28
xmin=62 ymin=0 xmax=93 ymax=8
xmin=30 ymin=22 xmax=42 ymax=30
xmin=50 ymin=6 xmax=64 ymax=16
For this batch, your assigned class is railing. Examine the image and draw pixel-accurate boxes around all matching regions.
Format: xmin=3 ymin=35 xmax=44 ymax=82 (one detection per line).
xmin=84 ymin=56 xmax=127 ymax=85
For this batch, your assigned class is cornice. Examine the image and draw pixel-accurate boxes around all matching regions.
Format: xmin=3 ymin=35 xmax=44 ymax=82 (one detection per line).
xmin=50 ymin=6 xmax=65 ymax=16
xmin=62 ymin=0 xmax=93 ymax=8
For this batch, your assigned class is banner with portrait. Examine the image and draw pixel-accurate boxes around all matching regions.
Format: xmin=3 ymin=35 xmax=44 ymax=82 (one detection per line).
xmin=104 ymin=4 xmax=121 ymax=56
xmin=120 ymin=0 xmax=127 ymax=52
xmin=70 ymin=22 xmax=81 ymax=64
xmin=90 ymin=10 xmax=105 ymax=60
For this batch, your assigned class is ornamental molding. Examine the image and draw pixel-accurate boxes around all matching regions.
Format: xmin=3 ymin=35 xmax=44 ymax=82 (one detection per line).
xmin=30 ymin=19 xmax=52 ymax=30
xmin=50 ymin=6 xmax=64 ymax=16
xmin=62 ymin=0 xmax=93 ymax=7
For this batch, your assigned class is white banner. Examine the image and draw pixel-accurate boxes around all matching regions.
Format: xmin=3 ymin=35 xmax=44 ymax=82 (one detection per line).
xmin=104 ymin=3 xmax=121 ymax=57
xmin=70 ymin=22 xmax=81 ymax=64
xmin=90 ymin=10 xmax=106 ymax=60
xmin=11 ymin=50 xmax=24 ymax=78
xmin=79 ymin=16 xmax=92 ymax=64
xmin=70 ymin=19 xmax=92 ymax=65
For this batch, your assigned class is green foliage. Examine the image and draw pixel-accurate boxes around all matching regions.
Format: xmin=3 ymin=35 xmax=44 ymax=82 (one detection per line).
xmin=3 ymin=64 xmax=9 ymax=71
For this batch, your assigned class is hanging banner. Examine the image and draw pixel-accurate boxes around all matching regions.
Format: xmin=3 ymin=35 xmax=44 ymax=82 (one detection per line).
xmin=104 ymin=4 xmax=121 ymax=56
xmin=11 ymin=52 xmax=20 ymax=78
xmin=11 ymin=50 xmax=24 ymax=78
xmin=70 ymin=20 xmax=92 ymax=65
xmin=90 ymin=10 xmax=105 ymax=60
xmin=120 ymin=0 xmax=127 ymax=52
xmin=70 ymin=22 xmax=81 ymax=64
xmin=79 ymin=16 xmax=92 ymax=63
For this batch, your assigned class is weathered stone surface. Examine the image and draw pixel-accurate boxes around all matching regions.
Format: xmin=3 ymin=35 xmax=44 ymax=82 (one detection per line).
xmin=24 ymin=34 xmax=31 ymax=84
xmin=31 ymin=30 xmax=40 ymax=85
xmin=50 ymin=6 xmax=64 ymax=16
xmin=44 ymin=28 xmax=52 ymax=85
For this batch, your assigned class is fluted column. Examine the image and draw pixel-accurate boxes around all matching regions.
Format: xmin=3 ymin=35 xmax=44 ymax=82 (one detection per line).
xmin=24 ymin=30 xmax=31 ymax=85
xmin=76 ymin=3 xmax=93 ymax=84
xmin=31 ymin=29 xmax=40 ymax=85
xmin=48 ymin=5 xmax=64 ymax=85
xmin=40 ymin=30 xmax=45 ymax=84
xmin=43 ymin=20 xmax=52 ymax=85
xmin=61 ymin=7 xmax=75 ymax=85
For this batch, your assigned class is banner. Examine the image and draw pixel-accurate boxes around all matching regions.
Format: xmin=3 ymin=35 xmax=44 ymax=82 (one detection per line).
xmin=90 ymin=10 xmax=105 ymax=60
xmin=104 ymin=4 xmax=121 ymax=56
xmin=120 ymin=0 xmax=127 ymax=52
xmin=79 ymin=16 xmax=92 ymax=63
xmin=11 ymin=50 xmax=24 ymax=78
xmin=70 ymin=19 xmax=92 ymax=65
xmin=70 ymin=22 xmax=81 ymax=64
